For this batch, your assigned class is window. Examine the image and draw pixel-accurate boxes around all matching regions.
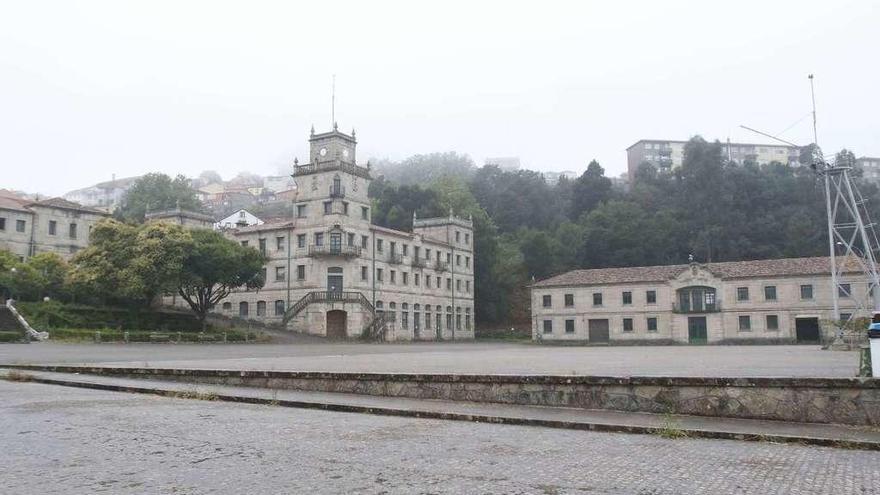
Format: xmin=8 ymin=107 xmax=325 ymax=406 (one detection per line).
xmin=260 ymin=268 xmax=267 ymax=284
xmin=446 ymin=307 xmax=453 ymax=330
xmin=48 ymin=220 xmax=57 ymax=235
xmin=239 ymin=302 xmax=249 ymax=317
xmin=377 ymin=268 xmax=384 ymax=282
xmin=623 ymin=318 xmax=633 ymax=332
xmin=622 ymin=291 xmax=632 ymax=305
xmin=323 ymin=201 xmax=332 ymax=215
xmin=403 ymin=244 xmax=409 ymax=256
xmin=738 ymin=315 xmax=751 ymax=331
xmin=296 ymin=265 xmax=305 ymax=280
xmin=275 ymin=266 xmax=285 ymax=282
xmin=377 ymin=239 xmax=384 ymax=252
xmin=456 ymin=254 xmax=461 ymax=266
xmin=256 ymin=301 xmax=266 ymax=316
xmin=390 ymin=241 xmax=397 ymax=254
xmin=361 ymin=235 xmax=368 ymax=249
xmin=361 ymin=266 xmax=368 ymax=281
xmin=347 ymin=233 xmax=355 ymax=246
xmin=593 ymin=293 xmax=602 ymax=306
xmin=465 ymin=256 xmax=470 ymax=268
xmin=466 ymin=280 xmax=470 ymax=293
xmin=296 ymin=204 xmax=306 ymax=218
xmin=276 ymin=237 xmax=285 ymax=251
xmin=446 ymin=278 xmax=452 ymax=290
xmin=259 ymin=238 xmax=267 ymax=255
xmin=565 ymin=319 xmax=575 ymax=333
xmin=425 ymin=308 xmax=432 ymax=329
xmin=736 ymin=287 xmax=749 ymax=301
xmin=69 ymin=223 xmax=77 ymax=239
xmin=0 ymin=218 xmax=5 ymax=230
xmin=401 ymin=303 xmax=409 ymax=329
xmin=465 ymin=233 xmax=470 ymax=245
xmin=456 ymin=279 xmax=461 ymax=291
xmin=297 ymin=234 xmax=306 ymax=248
xmin=838 ymin=284 xmax=851 ymax=298
xmin=425 ymin=249 xmax=431 ymax=259
xmin=436 ymin=276 xmax=441 ymax=289
xmin=446 ymin=252 xmax=452 ymax=264
xmin=456 ymin=231 xmax=461 ymax=243
xmin=414 ymin=273 xmax=420 ymax=286
xmin=241 ymin=240 xmax=249 ymax=247
xmin=564 ymin=294 xmax=573 ymax=307
xmin=389 ymin=270 xmax=396 ymax=284
xmin=402 ymin=272 xmax=408 ymax=285
xmin=361 ymin=206 xmax=369 ymax=220
xmin=465 ymin=308 xmax=471 ymax=330
xmin=16 ymin=220 xmax=25 ymax=233
xmin=222 ymin=302 xmax=232 ymax=311
xmin=342 ymin=202 xmax=349 ymax=215
xmin=839 ymin=312 xmax=852 ymax=321
xmin=764 ymin=286 xmax=777 ymax=301
xmin=646 ymin=290 xmax=657 ymax=304
xmin=647 ymin=317 xmax=658 ymax=332
xmin=800 ymin=284 xmax=813 ymax=300
xmin=426 ymin=275 xmax=431 ymax=287
xmin=543 ymin=320 xmax=553 ymax=334
xmin=766 ymin=315 xmax=779 ymax=331
xmin=275 ymin=300 xmax=285 ymax=316
xmin=315 ymin=233 xmax=324 ymax=246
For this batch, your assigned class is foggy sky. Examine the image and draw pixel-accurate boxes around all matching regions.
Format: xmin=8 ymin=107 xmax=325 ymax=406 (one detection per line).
xmin=1 ymin=1 xmax=878 ymax=196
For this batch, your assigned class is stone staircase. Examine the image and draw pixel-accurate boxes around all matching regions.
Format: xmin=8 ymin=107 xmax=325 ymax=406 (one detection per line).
xmin=282 ymin=291 xmax=392 ymax=341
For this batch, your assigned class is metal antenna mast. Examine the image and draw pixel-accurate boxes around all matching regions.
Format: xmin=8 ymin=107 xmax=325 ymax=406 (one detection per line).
xmin=740 ymin=74 xmax=880 ymax=327
xmin=331 ymin=74 xmax=336 ymax=128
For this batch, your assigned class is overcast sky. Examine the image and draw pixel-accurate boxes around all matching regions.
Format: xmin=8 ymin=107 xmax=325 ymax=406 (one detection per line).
xmin=1 ymin=1 xmax=878 ymax=196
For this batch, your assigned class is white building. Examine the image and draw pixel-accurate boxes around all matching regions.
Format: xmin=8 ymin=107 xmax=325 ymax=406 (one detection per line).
xmin=214 ymin=209 xmax=263 ymax=230
xmin=0 ymin=196 xmax=109 ymax=261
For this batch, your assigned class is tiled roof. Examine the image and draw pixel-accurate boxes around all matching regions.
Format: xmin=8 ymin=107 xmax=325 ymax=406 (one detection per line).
xmin=532 ymin=256 xmax=860 ymax=288
xmin=0 ymin=195 xmax=31 ymax=213
xmin=27 ymin=197 xmax=108 ymax=215
xmin=232 ymin=219 xmax=295 ymax=233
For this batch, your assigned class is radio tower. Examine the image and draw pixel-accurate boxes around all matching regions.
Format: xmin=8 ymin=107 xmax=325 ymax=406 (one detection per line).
xmin=742 ymin=75 xmax=880 ymax=326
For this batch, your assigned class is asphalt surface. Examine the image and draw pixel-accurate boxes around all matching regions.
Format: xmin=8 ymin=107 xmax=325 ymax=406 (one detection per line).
xmin=0 ymin=342 xmax=861 ymax=377
xmin=2 ymin=380 xmax=878 ymax=494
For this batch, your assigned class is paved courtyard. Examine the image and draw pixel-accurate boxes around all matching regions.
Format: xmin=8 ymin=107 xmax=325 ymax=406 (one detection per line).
xmin=2 ymin=380 xmax=878 ymax=495
xmin=0 ymin=342 xmax=862 ymax=377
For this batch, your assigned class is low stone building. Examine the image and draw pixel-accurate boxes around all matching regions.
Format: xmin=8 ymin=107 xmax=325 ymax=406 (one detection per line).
xmin=530 ymin=257 xmax=869 ymax=345
xmin=0 ymin=195 xmax=109 ymax=261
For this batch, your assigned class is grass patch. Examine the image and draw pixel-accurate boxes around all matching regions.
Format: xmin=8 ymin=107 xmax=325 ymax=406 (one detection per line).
xmin=167 ymin=389 xmax=219 ymax=401
xmin=0 ymin=331 xmax=24 ymax=343
xmin=45 ymin=327 xmax=265 ymax=343
xmin=656 ymin=413 xmax=689 ymax=440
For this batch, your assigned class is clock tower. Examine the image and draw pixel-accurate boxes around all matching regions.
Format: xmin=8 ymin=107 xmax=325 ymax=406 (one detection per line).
xmin=309 ymin=122 xmax=357 ymax=164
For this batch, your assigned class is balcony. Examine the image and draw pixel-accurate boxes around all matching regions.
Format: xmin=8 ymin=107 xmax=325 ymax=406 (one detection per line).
xmin=387 ymin=252 xmax=403 ymax=265
xmin=434 ymin=260 xmax=449 ymax=272
xmin=411 ymin=258 xmax=427 ymax=269
xmin=672 ymin=302 xmax=721 ymax=314
xmin=329 ymin=184 xmax=346 ymax=198
xmin=308 ymin=244 xmax=362 ymax=258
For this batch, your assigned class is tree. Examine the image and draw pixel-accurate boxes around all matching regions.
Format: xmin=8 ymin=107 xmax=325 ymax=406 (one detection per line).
xmin=176 ymin=229 xmax=265 ymax=329
xmin=569 ymin=160 xmax=613 ymax=220
xmin=116 ymin=173 xmax=204 ymax=223
xmin=198 ymin=170 xmax=223 ymax=185
xmin=372 ymin=152 xmax=476 ymax=185
xmin=26 ymin=252 xmax=70 ymax=301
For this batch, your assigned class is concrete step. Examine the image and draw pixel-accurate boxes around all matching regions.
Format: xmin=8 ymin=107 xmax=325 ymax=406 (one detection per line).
xmin=2 ymin=367 xmax=879 ymax=450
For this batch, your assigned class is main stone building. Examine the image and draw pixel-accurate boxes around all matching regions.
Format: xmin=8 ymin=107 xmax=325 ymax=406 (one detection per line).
xmin=172 ymin=126 xmax=475 ymax=341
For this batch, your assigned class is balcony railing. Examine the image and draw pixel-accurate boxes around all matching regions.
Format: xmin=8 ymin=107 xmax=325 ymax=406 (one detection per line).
xmin=329 ymin=184 xmax=345 ymax=198
xmin=434 ymin=260 xmax=449 ymax=272
xmin=387 ymin=252 xmax=403 ymax=264
xmin=411 ymin=258 xmax=427 ymax=269
xmin=672 ymin=302 xmax=721 ymax=314
xmin=308 ymin=244 xmax=362 ymax=258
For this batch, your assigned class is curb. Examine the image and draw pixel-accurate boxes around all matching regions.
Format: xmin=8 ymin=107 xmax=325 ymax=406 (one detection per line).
xmin=7 ymin=373 xmax=879 ymax=451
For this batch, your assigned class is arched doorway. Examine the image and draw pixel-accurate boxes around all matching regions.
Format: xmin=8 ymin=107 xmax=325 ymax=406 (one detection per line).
xmin=326 ymin=310 xmax=347 ymax=339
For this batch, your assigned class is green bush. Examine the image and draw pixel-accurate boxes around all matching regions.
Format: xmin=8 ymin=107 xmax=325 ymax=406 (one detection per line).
xmin=0 ymin=331 xmax=23 ymax=343
xmin=16 ymin=301 xmax=206 ymax=332
xmin=45 ymin=327 xmax=261 ymax=343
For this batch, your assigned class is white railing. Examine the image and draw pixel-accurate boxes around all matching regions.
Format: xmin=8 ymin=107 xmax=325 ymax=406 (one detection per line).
xmin=5 ymin=299 xmax=49 ymax=341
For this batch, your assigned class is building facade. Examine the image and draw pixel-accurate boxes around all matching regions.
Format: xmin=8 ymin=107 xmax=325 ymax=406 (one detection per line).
xmin=0 ymin=196 xmax=109 ymax=261
xmin=626 ymin=139 xmax=800 ymax=181
xmin=856 ymin=157 xmax=880 ymax=182
xmin=63 ymin=176 xmax=139 ymax=212
xmin=213 ymin=209 xmax=263 ymax=230
xmin=167 ymin=125 xmax=476 ymax=341
xmin=530 ymin=257 xmax=867 ymax=345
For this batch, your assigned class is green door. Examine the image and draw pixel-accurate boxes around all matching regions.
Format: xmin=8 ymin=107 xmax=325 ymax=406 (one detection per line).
xmin=688 ymin=317 xmax=707 ymax=344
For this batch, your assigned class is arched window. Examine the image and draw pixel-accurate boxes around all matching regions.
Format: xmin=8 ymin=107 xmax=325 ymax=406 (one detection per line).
xmin=401 ymin=303 xmax=409 ymax=329
xmin=456 ymin=306 xmax=462 ymax=331
xmin=239 ymin=301 xmax=249 ymax=317
xmin=446 ymin=306 xmax=453 ymax=330
xmin=465 ymin=307 xmax=471 ymax=330
xmin=425 ymin=305 xmax=432 ymax=330
xmin=257 ymin=301 xmax=266 ymax=316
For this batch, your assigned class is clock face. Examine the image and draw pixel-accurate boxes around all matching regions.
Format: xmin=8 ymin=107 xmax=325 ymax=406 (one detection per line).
xmin=342 ymin=149 xmax=349 ymax=158
xmin=319 ymin=148 xmax=327 ymax=157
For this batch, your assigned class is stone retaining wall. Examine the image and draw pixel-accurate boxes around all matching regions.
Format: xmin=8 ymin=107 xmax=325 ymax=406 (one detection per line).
xmin=11 ymin=365 xmax=880 ymax=426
